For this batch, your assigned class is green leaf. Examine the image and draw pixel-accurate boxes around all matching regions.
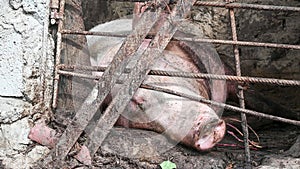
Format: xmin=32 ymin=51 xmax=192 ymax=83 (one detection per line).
xmin=159 ymin=160 xmax=177 ymax=169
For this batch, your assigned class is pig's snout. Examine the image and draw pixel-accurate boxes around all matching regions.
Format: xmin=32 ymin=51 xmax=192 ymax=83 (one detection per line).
xmin=194 ymin=119 xmax=226 ymax=151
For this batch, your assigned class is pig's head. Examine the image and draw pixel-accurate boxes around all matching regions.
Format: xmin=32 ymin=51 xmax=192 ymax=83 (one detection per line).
xmin=182 ymin=106 xmax=226 ymax=151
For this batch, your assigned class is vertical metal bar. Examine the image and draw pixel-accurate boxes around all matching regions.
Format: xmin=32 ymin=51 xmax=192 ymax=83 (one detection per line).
xmin=52 ymin=0 xmax=65 ymax=108
xmin=86 ymin=0 xmax=198 ymax=158
xmin=50 ymin=0 xmax=59 ymax=9
xmin=51 ymin=5 xmax=164 ymax=161
xmin=226 ymin=0 xmax=251 ymax=167
xmin=39 ymin=11 xmax=162 ymax=167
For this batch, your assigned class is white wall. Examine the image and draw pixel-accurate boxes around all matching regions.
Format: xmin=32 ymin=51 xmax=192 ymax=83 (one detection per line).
xmin=0 ymin=0 xmax=54 ymax=168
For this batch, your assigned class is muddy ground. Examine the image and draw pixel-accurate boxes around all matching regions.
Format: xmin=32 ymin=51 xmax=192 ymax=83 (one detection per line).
xmin=53 ymin=116 xmax=299 ymax=168
xmin=92 ymin=123 xmax=300 ymax=169
xmin=51 ymin=104 xmax=300 ymax=168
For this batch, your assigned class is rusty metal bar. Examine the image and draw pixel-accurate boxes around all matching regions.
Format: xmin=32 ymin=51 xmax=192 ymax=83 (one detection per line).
xmin=38 ymin=0 xmax=65 ymax=166
xmin=59 ymin=29 xmax=300 ymax=50
xmin=141 ymin=84 xmax=300 ymax=126
xmin=52 ymin=0 xmax=65 ymax=109
xmin=195 ymin=1 xmax=300 ymax=12
xmin=174 ymin=38 xmax=300 ymax=50
xmin=50 ymin=3 xmax=164 ymax=161
xmin=58 ymin=69 xmax=102 ymax=79
xmin=226 ymin=0 xmax=251 ymax=166
xmin=148 ymin=70 xmax=300 ymax=86
xmin=60 ymin=29 xmax=130 ymax=37
xmin=50 ymin=0 xmax=59 ymax=8
xmin=57 ymin=65 xmax=300 ymax=86
xmin=52 ymin=70 xmax=300 ymax=126
xmin=86 ymin=0 xmax=198 ymax=157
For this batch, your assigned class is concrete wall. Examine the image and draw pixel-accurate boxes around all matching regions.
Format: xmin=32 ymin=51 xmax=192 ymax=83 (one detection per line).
xmin=0 ymin=0 xmax=54 ymax=168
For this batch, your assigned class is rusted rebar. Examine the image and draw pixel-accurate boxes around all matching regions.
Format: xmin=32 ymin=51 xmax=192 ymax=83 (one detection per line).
xmin=195 ymin=1 xmax=300 ymax=12
xmin=38 ymin=0 xmax=66 ymax=167
xmin=86 ymin=0 xmax=198 ymax=157
xmin=226 ymin=0 xmax=251 ymax=166
xmin=52 ymin=0 xmax=66 ymax=109
xmin=59 ymin=29 xmax=300 ymax=50
xmin=60 ymin=29 xmax=130 ymax=37
xmin=57 ymin=65 xmax=300 ymax=86
xmin=174 ymin=38 xmax=300 ymax=50
xmin=148 ymin=70 xmax=300 ymax=86
xmin=50 ymin=0 xmax=169 ymax=161
xmin=140 ymin=84 xmax=300 ymax=126
xmin=55 ymin=70 xmax=300 ymax=126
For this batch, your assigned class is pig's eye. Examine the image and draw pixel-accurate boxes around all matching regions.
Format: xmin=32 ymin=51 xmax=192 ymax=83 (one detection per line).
xmin=193 ymin=131 xmax=200 ymax=139
xmin=201 ymin=135 xmax=208 ymax=139
xmin=213 ymin=131 xmax=217 ymax=138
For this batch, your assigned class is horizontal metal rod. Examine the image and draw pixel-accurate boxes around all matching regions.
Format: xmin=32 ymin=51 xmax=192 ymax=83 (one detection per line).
xmin=140 ymin=84 xmax=300 ymax=126
xmin=101 ymin=0 xmax=300 ymax=12
xmin=194 ymin=1 xmax=300 ymax=12
xmin=59 ymin=29 xmax=300 ymax=50
xmin=60 ymin=29 xmax=129 ymax=37
xmin=56 ymin=69 xmax=300 ymax=126
xmin=174 ymin=37 xmax=300 ymax=50
xmin=57 ymin=65 xmax=300 ymax=86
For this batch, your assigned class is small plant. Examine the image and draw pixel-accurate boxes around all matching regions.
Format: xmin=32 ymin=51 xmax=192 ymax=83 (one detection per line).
xmin=159 ymin=160 xmax=176 ymax=169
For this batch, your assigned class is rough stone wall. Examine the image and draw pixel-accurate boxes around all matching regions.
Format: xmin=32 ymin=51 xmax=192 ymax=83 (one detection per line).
xmin=0 ymin=0 xmax=54 ymax=168
xmin=191 ymin=0 xmax=300 ymax=112
xmin=193 ymin=0 xmax=300 ymax=79
xmin=82 ymin=1 xmax=134 ymax=30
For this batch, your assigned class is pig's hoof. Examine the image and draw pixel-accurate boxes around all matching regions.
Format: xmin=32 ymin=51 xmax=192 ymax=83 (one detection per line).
xmin=28 ymin=122 xmax=58 ymax=148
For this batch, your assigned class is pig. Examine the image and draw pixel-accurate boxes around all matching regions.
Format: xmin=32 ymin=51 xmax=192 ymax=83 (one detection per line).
xmin=87 ymin=17 xmax=227 ymax=151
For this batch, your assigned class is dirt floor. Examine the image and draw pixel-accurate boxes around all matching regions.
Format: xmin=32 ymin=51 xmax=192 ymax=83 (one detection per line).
xmin=89 ymin=122 xmax=299 ymax=169
xmin=53 ymin=113 xmax=299 ymax=169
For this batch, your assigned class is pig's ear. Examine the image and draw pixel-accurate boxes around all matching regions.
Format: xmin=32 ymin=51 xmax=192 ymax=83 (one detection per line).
xmin=132 ymin=2 xmax=145 ymax=28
